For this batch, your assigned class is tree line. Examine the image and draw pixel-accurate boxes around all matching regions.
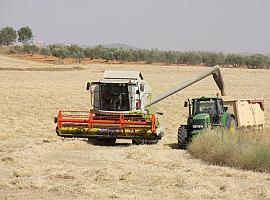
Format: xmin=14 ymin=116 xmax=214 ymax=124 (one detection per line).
xmin=1 ymin=26 xmax=270 ymax=69
xmin=9 ymin=44 xmax=270 ymax=69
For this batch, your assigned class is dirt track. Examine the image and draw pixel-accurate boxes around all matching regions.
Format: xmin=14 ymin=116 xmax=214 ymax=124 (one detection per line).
xmin=0 ymin=55 xmax=269 ymax=199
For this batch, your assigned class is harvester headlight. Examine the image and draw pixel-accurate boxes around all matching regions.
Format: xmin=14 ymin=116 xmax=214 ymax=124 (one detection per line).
xmin=193 ymin=124 xmax=204 ymax=129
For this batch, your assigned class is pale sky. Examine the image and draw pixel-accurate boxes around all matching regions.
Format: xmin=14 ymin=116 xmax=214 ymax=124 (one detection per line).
xmin=1 ymin=0 xmax=270 ymax=53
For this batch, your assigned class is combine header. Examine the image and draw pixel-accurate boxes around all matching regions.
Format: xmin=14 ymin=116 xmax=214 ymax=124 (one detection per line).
xmin=56 ymin=111 xmax=157 ymax=140
xmin=55 ymin=66 xmax=226 ymax=144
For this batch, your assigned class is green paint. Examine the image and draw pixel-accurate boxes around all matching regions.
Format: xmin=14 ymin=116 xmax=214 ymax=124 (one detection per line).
xmin=221 ymin=112 xmax=229 ymax=127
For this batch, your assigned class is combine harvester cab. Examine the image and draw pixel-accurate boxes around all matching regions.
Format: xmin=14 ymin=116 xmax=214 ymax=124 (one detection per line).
xmin=55 ymin=70 xmax=164 ymax=144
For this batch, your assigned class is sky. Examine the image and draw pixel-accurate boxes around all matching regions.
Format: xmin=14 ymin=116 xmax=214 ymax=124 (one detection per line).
xmin=1 ymin=0 xmax=270 ymax=53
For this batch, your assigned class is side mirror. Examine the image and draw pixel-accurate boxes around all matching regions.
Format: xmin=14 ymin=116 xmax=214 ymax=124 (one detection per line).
xmin=86 ymin=82 xmax=91 ymax=91
xmin=184 ymin=101 xmax=188 ymax=107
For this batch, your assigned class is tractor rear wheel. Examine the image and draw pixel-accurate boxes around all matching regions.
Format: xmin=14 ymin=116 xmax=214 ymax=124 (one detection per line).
xmin=178 ymin=126 xmax=188 ymax=149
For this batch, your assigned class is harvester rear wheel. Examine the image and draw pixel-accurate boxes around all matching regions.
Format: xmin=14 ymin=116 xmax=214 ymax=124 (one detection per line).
xmin=178 ymin=126 xmax=188 ymax=149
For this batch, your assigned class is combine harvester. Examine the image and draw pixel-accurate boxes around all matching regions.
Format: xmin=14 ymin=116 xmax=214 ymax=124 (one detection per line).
xmin=55 ymin=66 xmax=228 ymax=145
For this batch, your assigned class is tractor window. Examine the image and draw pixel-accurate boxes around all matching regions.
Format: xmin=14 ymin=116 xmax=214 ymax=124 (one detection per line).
xmin=100 ymin=83 xmax=130 ymax=111
xmin=193 ymin=100 xmax=216 ymax=116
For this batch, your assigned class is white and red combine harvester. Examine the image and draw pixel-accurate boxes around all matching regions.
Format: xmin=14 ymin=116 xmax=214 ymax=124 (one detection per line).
xmin=55 ymin=66 xmax=227 ymax=145
xmin=55 ymin=70 xmax=164 ymax=144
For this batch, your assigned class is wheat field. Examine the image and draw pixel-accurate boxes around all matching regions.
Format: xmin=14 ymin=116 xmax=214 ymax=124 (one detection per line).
xmin=0 ymin=55 xmax=269 ymax=199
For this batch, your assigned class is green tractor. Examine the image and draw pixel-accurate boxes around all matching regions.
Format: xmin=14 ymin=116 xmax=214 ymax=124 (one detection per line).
xmin=178 ymin=96 xmax=236 ymax=149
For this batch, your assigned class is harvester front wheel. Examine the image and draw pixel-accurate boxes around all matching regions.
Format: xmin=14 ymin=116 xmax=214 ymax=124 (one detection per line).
xmin=132 ymin=139 xmax=144 ymax=145
xmin=102 ymin=138 xmax=116 ymax=145
xmin=178 ymin=126 xmax=188 ymax=149
xmin=145 ymin=139 xmax=158 ymax=145
xmin=132 ymin=139 xmax=158 ymax=145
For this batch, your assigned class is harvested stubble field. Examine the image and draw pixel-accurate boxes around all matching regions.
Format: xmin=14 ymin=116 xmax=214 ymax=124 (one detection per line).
xmin=0 ymin=54 xmax=269 ymax=199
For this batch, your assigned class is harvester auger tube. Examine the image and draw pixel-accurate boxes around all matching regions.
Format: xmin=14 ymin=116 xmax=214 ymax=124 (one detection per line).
xmin=145 ymin=65 xmax=225 ymax=108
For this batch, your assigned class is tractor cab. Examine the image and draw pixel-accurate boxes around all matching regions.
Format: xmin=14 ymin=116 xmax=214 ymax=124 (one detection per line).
xmin=185 ymin=96 xmax=225 ymax=130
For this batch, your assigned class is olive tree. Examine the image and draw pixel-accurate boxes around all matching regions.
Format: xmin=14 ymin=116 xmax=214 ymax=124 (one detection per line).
xmin=18 ymin=26 xmax=33 ymax=43
xmin=0 ymin=27 xmax=17 ymax=45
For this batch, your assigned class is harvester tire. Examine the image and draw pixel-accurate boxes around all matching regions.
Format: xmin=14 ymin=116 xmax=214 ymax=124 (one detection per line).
xmin=145 ymin=139 xmax=158 ymax=145
xmin=103 ymin=138 xmax=116 ymax=145
xmin=132 ymin=139 xmax=145 ymax=145
xmin=226 ymin=116 xmax=236 ymax=133
xmin=178 ymin=126 xmax=188 ymax=149
xmin=132 ymin=139 xmax=158 ymax=145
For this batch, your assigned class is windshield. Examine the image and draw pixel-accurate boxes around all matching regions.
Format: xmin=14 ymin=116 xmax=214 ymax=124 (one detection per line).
xmin=193 ymin=100 xmax=216 ymax=115
xmin=100 ymin=83 xmax=130 ymax=111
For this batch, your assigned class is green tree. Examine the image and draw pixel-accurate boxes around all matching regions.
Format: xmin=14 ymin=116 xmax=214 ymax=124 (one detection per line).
xmin=245 ymin=54 xmax=268 ymax=69
xmin=225 ymin=54 xmax=244 ymax=67
xmin=84 ymin=48 xmax=95 ymax=59
xmin=23 ymin=44 xmax=39 ymax=55
xmin=67 ymin=45 xmax=85 ymax=63
xmin=18 ymin=26 xmax=33 ymax=43
xmin=52 ymin=47 xmax=70 ymax=60
xmin=0 ymin=27 xmax=17 ymax=45
xmin=40 ymin=47 xmax=52 ymax=58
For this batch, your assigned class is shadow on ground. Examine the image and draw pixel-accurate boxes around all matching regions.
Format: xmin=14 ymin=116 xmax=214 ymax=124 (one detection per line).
xmin=166 ymin=143 xmax=182 ymax=150
xmin=83 ymin=138 xmax=131 ymax=147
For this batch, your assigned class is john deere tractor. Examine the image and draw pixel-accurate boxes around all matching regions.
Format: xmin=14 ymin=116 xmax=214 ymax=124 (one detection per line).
xmin=178 ymin=96 xmax=236 ymax=149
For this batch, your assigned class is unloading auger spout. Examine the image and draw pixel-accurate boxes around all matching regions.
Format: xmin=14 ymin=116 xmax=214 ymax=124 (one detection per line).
xmin=145 ymin=65 xmax=225 ymax=108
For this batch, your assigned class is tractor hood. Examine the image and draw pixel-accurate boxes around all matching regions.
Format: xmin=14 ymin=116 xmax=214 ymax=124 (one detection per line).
xmin=191 ymin=113 xmax=211 ymax=134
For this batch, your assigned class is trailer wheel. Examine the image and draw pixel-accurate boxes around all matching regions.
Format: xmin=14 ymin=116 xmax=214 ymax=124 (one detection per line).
xmin=226 ymin=116 xmax=236 ymax=133
xmin=178 ymin=126 xmax=188 ymax=149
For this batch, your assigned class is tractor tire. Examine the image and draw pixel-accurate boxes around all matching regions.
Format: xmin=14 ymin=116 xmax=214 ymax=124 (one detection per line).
xmin=226 ymin=116 xmax=236 ymax=133
xmin=178 ymin=126 xmax=188 ymax=149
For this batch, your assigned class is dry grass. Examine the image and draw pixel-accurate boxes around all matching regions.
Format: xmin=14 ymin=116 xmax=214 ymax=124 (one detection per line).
xmin=188 ymin=128 xmax=270 ymax=172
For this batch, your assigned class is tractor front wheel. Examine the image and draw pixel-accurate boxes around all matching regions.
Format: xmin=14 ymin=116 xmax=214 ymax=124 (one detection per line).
xmin=178 ymin=126 xmax=189 ymax=149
